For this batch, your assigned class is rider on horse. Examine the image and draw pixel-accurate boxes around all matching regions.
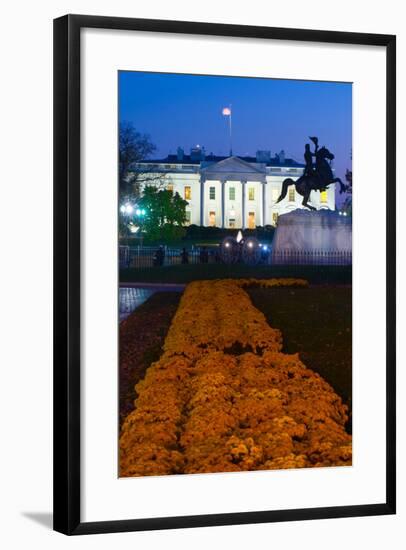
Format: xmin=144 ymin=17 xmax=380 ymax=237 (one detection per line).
xmin=304 ymin=136 xmax=328 ymax=191
xmin=276 ymin=137 xmax=348 ymax=210
xmin=303 ymin=136 xmax=318 ymax=178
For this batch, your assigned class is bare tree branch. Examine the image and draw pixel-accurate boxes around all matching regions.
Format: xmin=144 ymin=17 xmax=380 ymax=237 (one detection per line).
xmin=119 ymin=121 xmax=161 ymax=197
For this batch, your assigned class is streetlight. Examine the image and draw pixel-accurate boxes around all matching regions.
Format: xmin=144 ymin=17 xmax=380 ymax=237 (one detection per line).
xmin=120 ymin=203 xmax=134 ymax=215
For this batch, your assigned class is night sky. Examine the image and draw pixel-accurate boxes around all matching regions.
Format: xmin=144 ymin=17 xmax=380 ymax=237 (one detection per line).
xmin=119 ymin=71 xmax=352 ymax=202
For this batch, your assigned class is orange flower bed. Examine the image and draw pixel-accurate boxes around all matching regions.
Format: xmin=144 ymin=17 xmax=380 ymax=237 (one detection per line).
xmin=120 ymin=279 xmax=351 ymax=477
xmin=162 ymin=279 xmax=283 ymax=360
xmin=233 ymin=277 xmax=309 ymax=289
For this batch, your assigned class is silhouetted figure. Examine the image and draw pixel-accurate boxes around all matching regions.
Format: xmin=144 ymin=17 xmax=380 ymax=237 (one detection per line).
xmin=261 ymin=246 xmax=270 ymax=263
xmin=304 ymin=144 xmax=316 ymax=177
xmin=181 ymin=247 xmax=189 ymax=264
xmin=199 ymin=246 xmax=209 ymax=264
xmin=304 ymin=137 xmax=320 ymax=176
xmin=154 ymin=246 xmax=165 ymax=267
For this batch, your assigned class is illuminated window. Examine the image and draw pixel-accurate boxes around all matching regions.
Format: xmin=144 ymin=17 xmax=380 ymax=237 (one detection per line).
xmin=209 ymin=186 xmax=216 ymax=200
xmin=229 ymin=187 xmax=236 ymax=201
xmin=272 ymin=212 xmax=279 ymax=226
xmin=184 ymin=211 xmax=191 ymax=225
xmin=248 ymin=212 xmax=256 ymax=229
xmin=248 ymin=187 xmax=255 ymax=200
xmin=229 ymin=218 xmax=236 ymax=228
xmin=272 ymin=188 xmax=279 ymax=201
xmin=209 ymin=211 xmax=216 ymax=227
xmin=320 ymin=190 xmax=328 ymax=203
xmin=167 ymin=184 xmax=174 ymax=194
xmin=184 ymin=186 xmax=191 ymax=200
xmin=288 ymin=188 xmax=295 ymax=202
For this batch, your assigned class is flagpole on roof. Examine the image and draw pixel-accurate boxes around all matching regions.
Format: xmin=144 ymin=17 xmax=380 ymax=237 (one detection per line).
xmin=229 ymin=104 xmax=232 ymax=156
xmin=222 ymin=105 xmax=233 ymax=156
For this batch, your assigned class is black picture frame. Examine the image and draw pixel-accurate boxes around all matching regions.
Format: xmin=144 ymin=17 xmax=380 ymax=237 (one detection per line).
xmin=53 ymin=14 xmax=396 ymax=536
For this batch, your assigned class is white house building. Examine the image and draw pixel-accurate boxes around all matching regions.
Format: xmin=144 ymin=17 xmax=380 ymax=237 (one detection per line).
xmin=133 ymin=146 xmax=335 ymax=228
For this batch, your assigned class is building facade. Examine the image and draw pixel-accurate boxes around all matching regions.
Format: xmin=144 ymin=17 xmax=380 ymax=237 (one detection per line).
xmin=134 ymin=148 xmax=335 ymax=228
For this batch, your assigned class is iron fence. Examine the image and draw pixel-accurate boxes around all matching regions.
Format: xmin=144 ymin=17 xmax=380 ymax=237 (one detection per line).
xmin=119 ymin=245 xmax=351 ymax=268
xmin=271 ymin=249 xmax=352 ymax=265
xmin=119 ymin=245 xmax=221 ymax=269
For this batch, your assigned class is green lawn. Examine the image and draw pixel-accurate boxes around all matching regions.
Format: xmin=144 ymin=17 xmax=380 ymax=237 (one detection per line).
xmin=120 ymin=263 xmax=352 ymax=285
xmin=248 ymin=286 xmax=352 ymax=431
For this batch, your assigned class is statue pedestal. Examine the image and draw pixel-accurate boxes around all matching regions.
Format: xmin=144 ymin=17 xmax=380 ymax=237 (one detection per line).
xmin=271 ymin=209 xmax=352 ymax=265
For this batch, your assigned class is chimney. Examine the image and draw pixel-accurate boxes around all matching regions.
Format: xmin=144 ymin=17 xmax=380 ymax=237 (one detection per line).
xmin=177 ymin=146 xmax=184 ymax=161
xmin=190 ymin=145 xmax=206 ymax=162
xmin=256 ymin=150 xmax=271 ymax=163
xmin=279 ymin=149 xmax=285 ymax=164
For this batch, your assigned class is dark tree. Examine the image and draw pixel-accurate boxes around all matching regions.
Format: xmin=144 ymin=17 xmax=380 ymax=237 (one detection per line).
xmin=138 ymin=186 xmax=189 ymax=242
xmin=345 ymin=168 xmax=352 ymax=190
xmin=119 ymin=121 xmax=157 ymax=197
xmin=342 ymin=168 xmax=353 ymax=216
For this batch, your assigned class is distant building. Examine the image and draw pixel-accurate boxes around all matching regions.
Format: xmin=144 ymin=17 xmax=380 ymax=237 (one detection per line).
xmin=132 ymin=147 xmax=335 ymax=228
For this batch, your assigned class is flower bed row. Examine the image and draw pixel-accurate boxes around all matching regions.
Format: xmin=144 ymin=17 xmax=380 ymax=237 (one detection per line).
xmin=234 ymin=277 xmax=309 ymax=289
xmin=162 ymin=279 xmax=284 ymax=360
xmin=120 ymin=279 xmax=351 ymax=477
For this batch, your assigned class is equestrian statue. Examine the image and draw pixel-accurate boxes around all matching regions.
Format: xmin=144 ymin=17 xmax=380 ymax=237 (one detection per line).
xmin=276 ymin=137 xmax=348 ymax=210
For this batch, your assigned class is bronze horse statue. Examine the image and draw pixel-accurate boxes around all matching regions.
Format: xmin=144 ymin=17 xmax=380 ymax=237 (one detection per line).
xmin=276 ymin=146 xmax=348 ymax=210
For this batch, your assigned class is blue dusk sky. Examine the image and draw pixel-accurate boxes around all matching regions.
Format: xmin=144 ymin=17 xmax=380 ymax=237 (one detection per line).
xmin=119 ymin=71 xmax=352 ymax=200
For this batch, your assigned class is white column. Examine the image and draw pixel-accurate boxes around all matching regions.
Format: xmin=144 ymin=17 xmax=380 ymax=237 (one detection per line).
xmin=200 ymin=176 xmax=205 ymax=226
xmin=241 ymin=180 xmax=247 ymax=229
xmin=221 ymin=179 xmax=226 ymax=228
xmin=262 ymin=182 xmax=266 ymax=226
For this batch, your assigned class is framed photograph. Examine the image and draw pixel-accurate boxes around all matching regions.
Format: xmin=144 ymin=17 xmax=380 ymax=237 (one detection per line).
xmin=53 ymin=14 xmax=396 ymax=535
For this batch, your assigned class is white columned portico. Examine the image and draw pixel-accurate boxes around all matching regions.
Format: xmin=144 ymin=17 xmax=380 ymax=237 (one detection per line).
xmin=199 ymin=157 xmax=266 ymax=228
